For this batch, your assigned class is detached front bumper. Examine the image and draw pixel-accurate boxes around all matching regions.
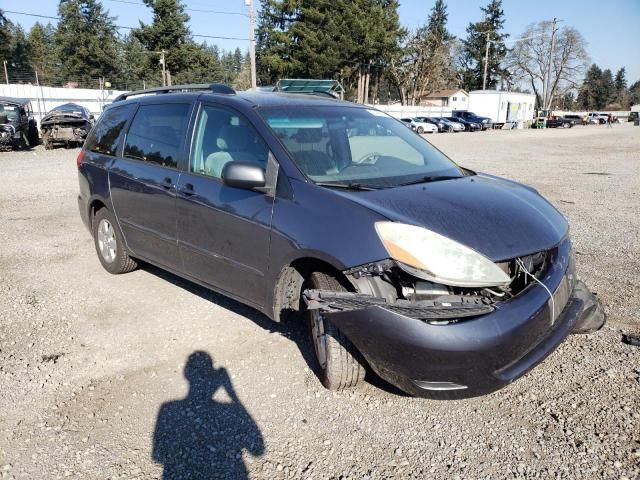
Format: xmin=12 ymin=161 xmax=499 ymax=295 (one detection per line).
xmin=305 ymin=241 xmax=605 ymax=399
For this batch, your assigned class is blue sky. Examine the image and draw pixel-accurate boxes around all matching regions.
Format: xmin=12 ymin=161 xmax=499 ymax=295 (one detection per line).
xmin=3 ymin=0 xmax=639 ymax=83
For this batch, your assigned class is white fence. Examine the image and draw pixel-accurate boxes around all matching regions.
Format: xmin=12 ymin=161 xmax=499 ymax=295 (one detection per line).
xmin=0 ymin=84 xmax=126 ymax=126
xmin=367 ymin=104 xmax=453 ymax=119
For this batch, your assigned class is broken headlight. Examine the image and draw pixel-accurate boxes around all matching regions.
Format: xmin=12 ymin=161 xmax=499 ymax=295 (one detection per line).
xmin=374 ymin=222 xmax=511 ymax=288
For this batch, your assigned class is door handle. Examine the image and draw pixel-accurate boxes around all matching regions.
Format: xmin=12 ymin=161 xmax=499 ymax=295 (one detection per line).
xmin=161 ymin=177 xmax=173 ymax=189
xmin=180 ymin=183 xmax=196 ymax=196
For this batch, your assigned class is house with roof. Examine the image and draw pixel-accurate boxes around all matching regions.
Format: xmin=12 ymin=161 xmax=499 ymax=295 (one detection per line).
xmin=416 ymin=88 xmax=469 ymax=109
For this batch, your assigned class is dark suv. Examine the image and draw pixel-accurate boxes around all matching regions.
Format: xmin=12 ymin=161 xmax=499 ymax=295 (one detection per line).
xmin=451 ymin=110 xmax=492 ymax=129
xmin=0 ymin=96 xmax=39 ymax=149
xmin=78 ymin=84 xmax=605 ymax=398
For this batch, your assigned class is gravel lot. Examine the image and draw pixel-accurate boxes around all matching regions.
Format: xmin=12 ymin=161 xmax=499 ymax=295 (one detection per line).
xmin=0 ymin=124 xmax=639 ymax=479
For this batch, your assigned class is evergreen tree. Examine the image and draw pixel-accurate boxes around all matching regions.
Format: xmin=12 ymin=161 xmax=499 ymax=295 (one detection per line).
xmin=134 ymin=0 xmax=192 ymax=81
xmin=55 ymin=0 xmax=120 ymax=87
xmin=120 ymin=33 xmax=153 ymax=89
xmin=256 ymin=0 xmax=403 ymax=100
xmin=460 ymin=0 xmax=509 ymax=90
xmin=577 ymin=64 xmax=603 ymax=110
xmin=629 ymin=80 xmax=640 ymax=106
xmin=256 ymin=0 xmax=299 ymax=85
xmin=0 ymin=9 xmax=13 ymax=63
xmin=614 ymin=67 xmax=627 ymax=92
xmin=27 ymin=23 xmax=57 ymax=85
xmin=600 ymin=68 xmax=615 ymax=107
xmin=8 ymin=24 xmax=33 ymax=81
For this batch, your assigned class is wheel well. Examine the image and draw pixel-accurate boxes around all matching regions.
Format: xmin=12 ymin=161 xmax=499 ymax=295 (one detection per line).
xmin=89 ymin=200 xmax=107 ymax=227
xmin=272 ymin=258 xmax=352 ymax=322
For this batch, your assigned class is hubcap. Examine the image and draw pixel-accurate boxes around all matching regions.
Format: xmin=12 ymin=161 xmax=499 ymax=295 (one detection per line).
xmin=97 ymin=218 xmax=117 ymax=263
xmin=310 ymin=310 xmax=328 ymax=370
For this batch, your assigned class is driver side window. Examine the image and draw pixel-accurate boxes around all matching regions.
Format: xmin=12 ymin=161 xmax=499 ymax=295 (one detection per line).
xmin=190 ymin=105 xmax=269 ymax=179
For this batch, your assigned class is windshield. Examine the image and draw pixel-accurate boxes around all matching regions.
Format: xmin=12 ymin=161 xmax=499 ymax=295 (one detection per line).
xmin=0 ymin=105 xmax=20 ymax=122
xmin=259 ymin=106 xmax=463 ymax=188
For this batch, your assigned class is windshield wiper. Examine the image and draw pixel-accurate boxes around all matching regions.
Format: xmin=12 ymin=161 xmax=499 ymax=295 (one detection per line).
xmin=315 ymin=182 xmax=378 ymax=191
xmin=396 ymin=175 xmax=462 ymax=187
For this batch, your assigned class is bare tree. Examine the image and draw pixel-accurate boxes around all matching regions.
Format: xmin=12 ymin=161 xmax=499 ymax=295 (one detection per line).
xmin=388 ymin=30 xmax=457 ymax=105
xmin=507 ymin=22 xmax=589 ymax=109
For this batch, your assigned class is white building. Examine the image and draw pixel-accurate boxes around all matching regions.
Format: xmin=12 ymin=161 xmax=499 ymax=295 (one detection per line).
xmin=416 ymin=89 xmax=469 ymax=110
xmin=468 ymin=90 xmax=536 ymax=124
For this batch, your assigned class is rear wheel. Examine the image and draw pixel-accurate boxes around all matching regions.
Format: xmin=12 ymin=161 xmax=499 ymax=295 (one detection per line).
xmin=306 ymin=272 xmax=366 ymax=390
xmin=92 ymin=208 xmax=137 ymax=274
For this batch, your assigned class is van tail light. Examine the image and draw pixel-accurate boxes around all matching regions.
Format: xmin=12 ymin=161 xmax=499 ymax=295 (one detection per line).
xmin=76 ymin=150 xmax=86 ymax=168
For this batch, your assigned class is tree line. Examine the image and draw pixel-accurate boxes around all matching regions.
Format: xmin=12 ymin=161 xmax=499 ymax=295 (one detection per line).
xmin=0 ymin=0 xmax=251 ymax=90
xmin=1 ymin=0 xmax=638 ymax=110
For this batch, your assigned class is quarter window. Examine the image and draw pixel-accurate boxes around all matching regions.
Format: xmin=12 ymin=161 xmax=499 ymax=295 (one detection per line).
xmin=124 ymin=103 xmax=191 ymax=168
xmin=85 ymin=104 xmax=134 ymax=156
xmin=190 ymin=105 xmax=269 ymax=179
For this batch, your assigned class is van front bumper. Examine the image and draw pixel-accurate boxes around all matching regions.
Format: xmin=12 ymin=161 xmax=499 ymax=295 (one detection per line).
xmin=307 ymin=242 xmax=605 ymax=399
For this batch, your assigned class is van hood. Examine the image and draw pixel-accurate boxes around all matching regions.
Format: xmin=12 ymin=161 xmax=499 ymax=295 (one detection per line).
xmin=334 ymin=174 xmax=568 ymax=262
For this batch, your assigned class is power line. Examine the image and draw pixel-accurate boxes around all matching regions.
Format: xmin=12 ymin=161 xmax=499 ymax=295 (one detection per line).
xmin=3 ymin=10 xmax=249 ymax=41
xmin=103 ymin=0 xmax=248 ymax=17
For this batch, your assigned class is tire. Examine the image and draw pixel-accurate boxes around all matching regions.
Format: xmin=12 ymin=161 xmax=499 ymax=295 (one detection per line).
xmin=416 ymin=126 xmax=424 ymax=134
xmin=92 ymin=208 xmax=137 ymax=274
xmin=306 ymin=271 xmax=366 ymax=390
xmin=562 ymin=122 xmax=571 ymax=129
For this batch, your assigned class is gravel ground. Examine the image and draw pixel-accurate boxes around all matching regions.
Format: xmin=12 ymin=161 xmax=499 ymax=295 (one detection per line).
xmin=0 ymin=123 xmax=638 ymax=479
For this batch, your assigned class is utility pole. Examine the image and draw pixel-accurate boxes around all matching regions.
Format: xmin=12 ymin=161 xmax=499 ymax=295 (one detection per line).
xmin=246 ymin=0 xmax=257 ymax=90
xmin=3 ymin=61 xmax=8 ymax=84
xmin=545 ymin=18 xmax=558 ymax=111
xmin=482 ymin=31 xmax=491 ymax=90
xmin=160 ymin=50 xmax=166 ymax=87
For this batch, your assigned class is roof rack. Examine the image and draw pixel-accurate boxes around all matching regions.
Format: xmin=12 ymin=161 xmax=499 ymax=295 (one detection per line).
xmin=113 ymin=83 xmax=235 ymax=102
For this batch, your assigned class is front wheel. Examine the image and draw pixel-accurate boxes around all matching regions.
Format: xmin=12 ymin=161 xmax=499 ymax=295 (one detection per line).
xmin=92 ymin=208 xmax=137 ymax=274
xmin=416 ymin=126 xmax=424 ymax=134
xmin=306 ymin=272 xmax=365 ymax=390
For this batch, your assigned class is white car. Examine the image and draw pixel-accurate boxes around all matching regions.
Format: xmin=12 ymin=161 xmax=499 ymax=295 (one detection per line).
xmin=411 ymin=118 xmax=438 ymax=134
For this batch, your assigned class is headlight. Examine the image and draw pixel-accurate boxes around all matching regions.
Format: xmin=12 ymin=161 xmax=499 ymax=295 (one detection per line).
xmin=375 ymin=222 xmax=511 ymax=287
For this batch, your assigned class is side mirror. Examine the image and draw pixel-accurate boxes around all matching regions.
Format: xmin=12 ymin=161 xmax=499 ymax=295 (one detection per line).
xmin=221 ymin=162 xmax=266 ymax=190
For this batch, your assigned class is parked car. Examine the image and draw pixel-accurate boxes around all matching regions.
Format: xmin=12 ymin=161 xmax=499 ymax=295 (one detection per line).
xmin=78 ymin=84 xmax=605 ymax=399
xmin=445 ymin=116 xmax=482 ymax=132
xmin=562 ymin=114 xmax=583 ymax=125
xmin=587 ymin=112 xmax=608 ymax=124
xmin=451 ymin=110 xmax=493 ymax=130
xmin=0 ymin=96 xmax=39 ymax=149
xmin=628 ymin=112 xmax=638 ymax=123
xmin=399 ymin=117 xmax=414 ymax=129
xmin=545 ymin=116 xmax=574 ymax=128
xmin=410 ymin=117 xmax=438 ymax=134
xmin=40 ymin=103 xmax=95 ymax=149
xmin=437 ymin=117 xmax=465 ymax=132
xmin=415 ymin=116 xmax=448 ymax=133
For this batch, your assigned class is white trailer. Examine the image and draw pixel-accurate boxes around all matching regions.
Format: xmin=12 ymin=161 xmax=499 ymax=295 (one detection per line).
xmin=467 ymin=90 xmax=536 ymax=126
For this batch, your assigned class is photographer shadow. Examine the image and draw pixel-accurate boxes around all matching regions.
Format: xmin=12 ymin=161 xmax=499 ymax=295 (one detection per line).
xmin=152 ymin=351 xmax=264 ymax=480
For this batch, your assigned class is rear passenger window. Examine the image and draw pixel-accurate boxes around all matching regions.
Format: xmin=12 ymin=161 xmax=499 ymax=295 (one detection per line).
xmin=85 ymin=104 xmax=134 ymax=156
xmin=124 ymin=103 xmax=191 ymax=168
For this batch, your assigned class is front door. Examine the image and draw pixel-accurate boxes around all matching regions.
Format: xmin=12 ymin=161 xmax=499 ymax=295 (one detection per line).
xmin=176 ymin=103 xmax=274 ymax=307
xmin=109 ymin=102 xmax=193 ymax=271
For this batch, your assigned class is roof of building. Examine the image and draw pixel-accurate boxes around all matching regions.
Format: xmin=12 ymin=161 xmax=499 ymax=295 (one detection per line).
xmin=418 ymin=89 xmax=468 ymax=99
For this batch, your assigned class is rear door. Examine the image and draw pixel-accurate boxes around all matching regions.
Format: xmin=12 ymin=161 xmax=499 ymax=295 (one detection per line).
xmin=175 ymin=102 xmax=274 ymax=307
xmin=109 ymin=101 xmax=193 ymax=271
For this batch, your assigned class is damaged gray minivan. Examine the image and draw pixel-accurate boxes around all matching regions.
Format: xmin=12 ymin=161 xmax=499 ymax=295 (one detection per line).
xmin=77 ymin=85 xmax=605 ymax=399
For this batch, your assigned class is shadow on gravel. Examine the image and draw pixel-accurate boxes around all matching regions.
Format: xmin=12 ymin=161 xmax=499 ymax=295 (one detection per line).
xmin=143 ymin=264 xmax=408 ymax=398
xmin=153 ymin=351 xmax=264 ymax=480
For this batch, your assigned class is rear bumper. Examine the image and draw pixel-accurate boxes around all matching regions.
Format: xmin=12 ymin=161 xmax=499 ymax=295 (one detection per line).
xmin=316 ymin=242 xmax=605 ymax=398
